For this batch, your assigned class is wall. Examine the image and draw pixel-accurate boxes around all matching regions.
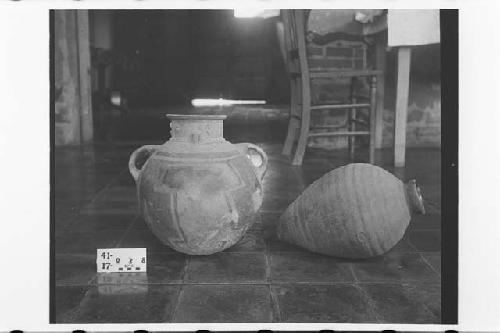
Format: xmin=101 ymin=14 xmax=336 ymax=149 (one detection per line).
xmin=112 ymin=10 xmax=192 ymax=105
xmin=56 ymin=10 xmax=440 ymax=148
xmin=191 ymin=11 xmax=287 ymax=102
xmin=382 ymin=44 xmax=441 ymax=148
xmin=111 ymin=10 xmax=287 ymax=107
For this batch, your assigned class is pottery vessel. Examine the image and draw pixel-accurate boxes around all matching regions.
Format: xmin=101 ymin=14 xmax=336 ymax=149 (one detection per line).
xmin=277 ymin=163 xmax=425 ymax=258
xmin=128 ymin=114 xmax=267 ymax=255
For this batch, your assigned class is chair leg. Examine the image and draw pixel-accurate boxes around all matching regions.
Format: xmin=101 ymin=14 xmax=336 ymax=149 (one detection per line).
xmin=348 ymin=77 xmax=356 ymax=161
xmin=282 ymin=78 xmax=300 ymax=155
xmin=369 ymin=75 xmax=377 ymax=164
xmin=292 ymin=77 xmax=311 ymax=166
xmin=349 ymin=102 xmax=357 ymax=161
xmin=283 ymin=119 xmax=299 ymax=156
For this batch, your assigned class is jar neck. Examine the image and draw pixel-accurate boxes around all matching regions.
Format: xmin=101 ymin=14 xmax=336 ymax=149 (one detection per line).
xmin=169 ymin=119 xmax=224 ymax=144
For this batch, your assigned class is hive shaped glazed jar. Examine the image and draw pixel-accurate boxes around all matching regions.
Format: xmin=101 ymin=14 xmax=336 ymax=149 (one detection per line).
xmin=277 ymin=163 xmax=426 ymax=258
xmin=128 ymin=114 xmax=268 ymax=255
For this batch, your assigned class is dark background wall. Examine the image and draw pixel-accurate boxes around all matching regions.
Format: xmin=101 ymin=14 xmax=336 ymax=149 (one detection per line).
xmin=383 ymin=44 xmax=441 ymax=147
xmin=107 ymin=10 xmax=288 ymax=107
xmin=77 ymin=10 xmax=440 ymax=147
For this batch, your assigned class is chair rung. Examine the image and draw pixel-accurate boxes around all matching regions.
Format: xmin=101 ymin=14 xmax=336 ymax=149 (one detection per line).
xmin=310 ymin=70 xmax=382 ymax=78
xmin=352 ymin=119 xmax=368 ymax=125
xmin=312 ymin=124 xmax=347 ymax=130
xmin=311 ymin=103 xmax=370 ymax=110
xmin=308 ymin=131 xmax=369 ymax=138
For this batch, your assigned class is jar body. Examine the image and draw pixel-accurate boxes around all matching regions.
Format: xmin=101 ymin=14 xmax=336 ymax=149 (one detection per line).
xmin=277 ymin=163 xmax=424 ymax=258
xmin=130 ymin=115 xmax=266 ymax=255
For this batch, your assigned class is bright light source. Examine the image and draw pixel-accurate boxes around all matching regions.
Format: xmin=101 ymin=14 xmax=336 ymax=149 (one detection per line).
xmin=191 ymin=98 xmax=266 ymax=107
xmin=234 ymin=9 xmax=265 ymax=18
xmin=110 ymin=91 xmax=122 ymax=106
xmin=233 ymin=9 xmax=280 ymax=19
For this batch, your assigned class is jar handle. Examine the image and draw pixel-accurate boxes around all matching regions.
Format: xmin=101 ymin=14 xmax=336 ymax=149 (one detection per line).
xmin=235 ymin=143 xmax=268 ymax=181
xmin=128 ymin=145 xmax=160 ymax=182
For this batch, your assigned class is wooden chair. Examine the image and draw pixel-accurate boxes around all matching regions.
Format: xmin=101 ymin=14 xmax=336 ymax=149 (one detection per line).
xmin=281 ymin=10 xmax=382 ymax=165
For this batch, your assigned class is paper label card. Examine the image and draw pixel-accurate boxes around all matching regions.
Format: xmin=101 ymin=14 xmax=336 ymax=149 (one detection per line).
xmin=96 ymin=248 xmax=147 ymax=273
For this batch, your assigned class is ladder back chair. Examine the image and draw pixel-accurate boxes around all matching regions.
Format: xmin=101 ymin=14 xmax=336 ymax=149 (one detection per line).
xmin=281 ymin=9 xmax=382 ymax=165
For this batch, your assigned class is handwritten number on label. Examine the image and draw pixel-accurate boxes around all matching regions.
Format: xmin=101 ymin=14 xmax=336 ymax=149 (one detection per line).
xmin=97 ymin=248 xmax=146 ymax=273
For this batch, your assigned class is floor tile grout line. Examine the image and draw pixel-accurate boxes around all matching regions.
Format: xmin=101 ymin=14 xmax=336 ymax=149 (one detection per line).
xmin=268 ymin=284 xmax=282 ymax=323
xmin=56 ymin=279 xmax=443 ymax=288
xmin=416 ymin=251 xmax=441 ymax=277
xmin=53 ymin=248 xmax=439 ymax=257
xmin=407 ymin=228 xmax=442 ymax=232
xmin=266 ymin=249 xmax=422 ymax=255
xmin=181 ymin=255 xmax=190 ymax=283
xmin=168 ymin=284 xmax=184 ymax=323
xmin=352 ymin=282 xmax=383 ymax=323
xmin=406 ymin=236 xmax=441 ymax=277
xmin=349 ymin=263 xmax=359 ymax=283
xmin=261 ymin=214 xmax=281 ymax=322
xmin=400 ymin=282 xmax=441 ymax=322
xmin=59 ymin=168 xmax=130 ymax=232
xmin=54 ymin=253 xmax=97 ymax=258
xmin=260 ymin=209 xmax=287 ymax=214
xmin=56 ymin=212 xmax=135 ymax=287
xmin=263 ymin=217 xmax=271 ymax=283
xmin=412 ymin=282 xmax=442 ymax=322
xmin=79 ymin=168 xmax=129 ymax=207
xmin=59 ymin=279 xmax=94 ymax=323
xmin=174 ymin=253 xmax=191 ymax=321
xmin=53 ymin=248 xmax=441 ymax=258
xmin=111 ymin=214 xmax=140 ymax=251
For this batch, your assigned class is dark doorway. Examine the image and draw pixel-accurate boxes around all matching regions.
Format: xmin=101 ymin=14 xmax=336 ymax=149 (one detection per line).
xmin=88 ymin=10 xmax=289 ymax=143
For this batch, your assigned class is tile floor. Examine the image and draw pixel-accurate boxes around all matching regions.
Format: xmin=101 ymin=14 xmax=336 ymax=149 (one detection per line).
xmin=54 ymin=142 xmax=441 ymax=323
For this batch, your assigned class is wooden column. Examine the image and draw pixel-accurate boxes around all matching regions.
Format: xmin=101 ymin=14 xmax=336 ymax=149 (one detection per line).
xmin=54 ymin=10 xmax=81 ymax=145
xmin=394 ymin=47 xmax=411 ymax=167
xmin=76 ymin=10 xmax=93 ymax=143
xmin=374 ymin=37 xmax=386 ymax=149
xmin=369 ymin=75 xmax=377 ymax=164
xmin=54 ymin=10 xmax=93 ymax=145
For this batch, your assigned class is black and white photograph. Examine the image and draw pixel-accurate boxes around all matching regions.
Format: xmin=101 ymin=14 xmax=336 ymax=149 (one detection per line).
xmin=1 ymin=1 xmax=499 ymax=331
xmin=51 ymin=8 xmax=451 ymax=324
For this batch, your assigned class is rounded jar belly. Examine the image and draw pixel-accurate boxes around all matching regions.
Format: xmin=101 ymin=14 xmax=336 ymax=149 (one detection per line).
xmin=137 ymin=151 xmax=263 ymax=255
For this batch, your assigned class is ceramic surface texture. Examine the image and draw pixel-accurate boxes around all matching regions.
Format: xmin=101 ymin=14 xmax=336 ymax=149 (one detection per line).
xmin=277 ymin=163 xmax=424 ymax=258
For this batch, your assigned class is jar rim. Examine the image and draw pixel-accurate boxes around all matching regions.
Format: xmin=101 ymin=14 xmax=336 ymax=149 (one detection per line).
xmin=166 ymin=114 xmax=227 ymax=121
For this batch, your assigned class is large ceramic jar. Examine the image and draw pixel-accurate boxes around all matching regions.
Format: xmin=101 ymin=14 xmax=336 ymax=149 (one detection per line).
xmin=277 ymin=163 xmax=426 ymax=258
xmin=128 ymin=114 xmax=267 ymax=255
